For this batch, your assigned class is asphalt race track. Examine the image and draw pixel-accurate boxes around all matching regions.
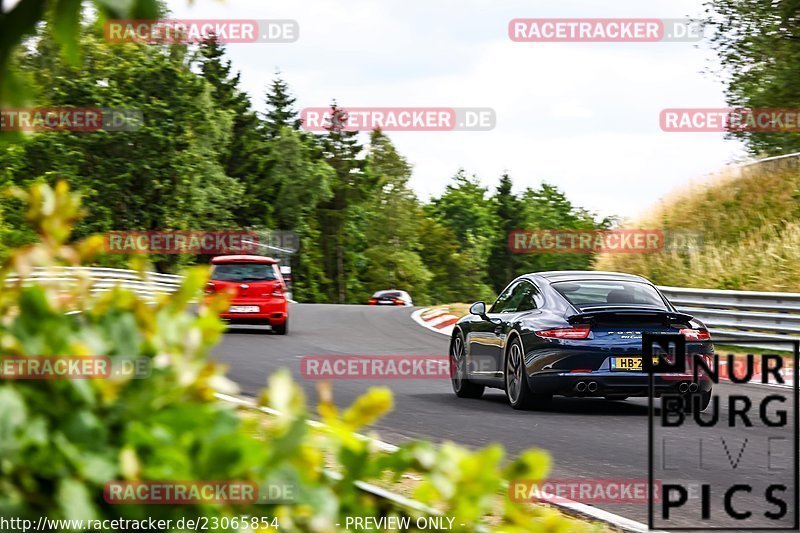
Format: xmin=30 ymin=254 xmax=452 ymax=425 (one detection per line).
xmin=212 ymin=304 xmax=797 ymax=530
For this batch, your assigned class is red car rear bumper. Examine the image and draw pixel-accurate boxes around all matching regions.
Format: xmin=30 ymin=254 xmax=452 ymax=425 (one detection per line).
xmin=218 ymin=297 xmax=288 ymax=325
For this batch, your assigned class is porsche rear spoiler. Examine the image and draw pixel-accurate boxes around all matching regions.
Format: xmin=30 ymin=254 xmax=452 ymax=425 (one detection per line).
xmin=566 ymin=308 xmax=694 ymax=325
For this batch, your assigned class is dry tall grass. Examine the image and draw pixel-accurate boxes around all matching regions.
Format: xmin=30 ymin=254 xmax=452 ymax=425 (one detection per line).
xmin=593 ymin=159 xmax=800 ymax=291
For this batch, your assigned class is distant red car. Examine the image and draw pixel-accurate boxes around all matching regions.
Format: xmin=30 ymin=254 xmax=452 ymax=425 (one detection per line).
xmin=206 ymin=255 xmax=289 ymax=334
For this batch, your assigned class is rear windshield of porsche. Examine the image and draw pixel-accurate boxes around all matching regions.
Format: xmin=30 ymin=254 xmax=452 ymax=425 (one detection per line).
xmin=552 ymin=280 xmax=668 ymax=310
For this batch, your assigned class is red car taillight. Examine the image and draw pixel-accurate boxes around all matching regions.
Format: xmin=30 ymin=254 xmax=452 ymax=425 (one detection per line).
xmin=272 ymin=286 xmax=285 ymax=297
xmin=680 ymin=328 xmax=712 ymax=341
xmin=205 ymin=282 xmax=216 ymax=294
xmin=535 ymin=326 xmax=591 ymax=339
xmin=393 ymin=298 xmax=404 ymax=304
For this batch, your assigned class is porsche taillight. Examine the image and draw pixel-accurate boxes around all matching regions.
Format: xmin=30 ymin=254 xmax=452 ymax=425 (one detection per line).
xmin=535 ymin=326 xmax=591 ymax=339
xmin=680 ymin=328 xmax=712 ymax=341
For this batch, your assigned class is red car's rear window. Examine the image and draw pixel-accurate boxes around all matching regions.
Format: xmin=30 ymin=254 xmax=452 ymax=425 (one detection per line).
xmin=210 ymin=263 xmax=278 ymax=282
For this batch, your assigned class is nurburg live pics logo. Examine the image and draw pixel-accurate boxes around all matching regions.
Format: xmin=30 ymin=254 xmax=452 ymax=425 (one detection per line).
xmin=645 ymin=334 xmax=799 ymax=530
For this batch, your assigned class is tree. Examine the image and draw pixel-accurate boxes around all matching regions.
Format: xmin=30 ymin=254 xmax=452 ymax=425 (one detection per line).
xmin=514 ymin=183 xmax=607 ymax=273
xmin=0 ymin=0 xmax=162 ymax=144
xmin=417 ymin=218 xmax=464 ymax=303
xmin=0 ymin=22 xmax=243 ymax=271
xmin=425 ymin=170 xmax=497 ymax=300
xmin=487 ymin=173 xmax=524 ymax=293
xmin=263 ymin=74 xmax=302 ymax=139
xmin=706 ymin=0 xmax=800 ymax=155
xmin=266 ymin=127 xmax=335 ymax=303
xmin=269 ymin=128 xmax=334 ymax=230
xmin=316 ymin=102 xmax=373 ymax=303
xmin=196 ymin=38 xmax=271 ymax=227
xmin=360 ymin=130 xmax=432 ymax=302
xmin=427 ymin=170 xmax=498 ymax=249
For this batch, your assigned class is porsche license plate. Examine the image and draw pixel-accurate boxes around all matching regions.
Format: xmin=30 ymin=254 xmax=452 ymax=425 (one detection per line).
xmin=610 ymin=356 xmax=660 ymax=371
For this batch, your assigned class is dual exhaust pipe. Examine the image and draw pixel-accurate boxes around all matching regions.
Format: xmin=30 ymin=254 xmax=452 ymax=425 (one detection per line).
xmin=575 ymin=381 xmax=698 ymax=394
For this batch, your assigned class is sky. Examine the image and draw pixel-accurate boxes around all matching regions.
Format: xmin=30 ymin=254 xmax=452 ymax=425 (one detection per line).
xmin=164 ymin=0 xmax=745 ymax=221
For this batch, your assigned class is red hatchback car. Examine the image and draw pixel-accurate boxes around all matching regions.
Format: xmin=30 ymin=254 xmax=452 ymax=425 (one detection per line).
xmin=206 ymin=255 xmax=289 ymax=334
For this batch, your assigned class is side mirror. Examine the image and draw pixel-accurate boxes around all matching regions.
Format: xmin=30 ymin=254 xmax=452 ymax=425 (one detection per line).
xmin=469 ymin=301 xmax=487 ymax=317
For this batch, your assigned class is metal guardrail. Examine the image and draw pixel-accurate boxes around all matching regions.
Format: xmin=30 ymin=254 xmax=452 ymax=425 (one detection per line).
xmin=736 ymin=149 xmax=800 ymax=170
xmin=7 ymin=267 xmax=183 ymax=301
xmin=8 ymin=266 xmax=298 ymax=302
xmin=658 ymin=285 xmax=800 ymax=349
xmin=8 ymin=268 xmax=798 ymax=349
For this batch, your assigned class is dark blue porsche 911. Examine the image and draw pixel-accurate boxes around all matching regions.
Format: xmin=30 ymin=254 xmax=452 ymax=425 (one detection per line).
xmin=449 ymin=271 xmax=714 ymax=410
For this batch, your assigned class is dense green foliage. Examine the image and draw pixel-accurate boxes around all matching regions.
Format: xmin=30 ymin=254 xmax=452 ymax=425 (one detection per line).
xmin=706 ymin=0 xmax=800 ymax=155
xmin=0 ymin=0 xmax=161 ymax=145
xmin=0 ymin=182 xmax=587 ymax=532
xmin=0 ymin=13 xmax=606 ymax=305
